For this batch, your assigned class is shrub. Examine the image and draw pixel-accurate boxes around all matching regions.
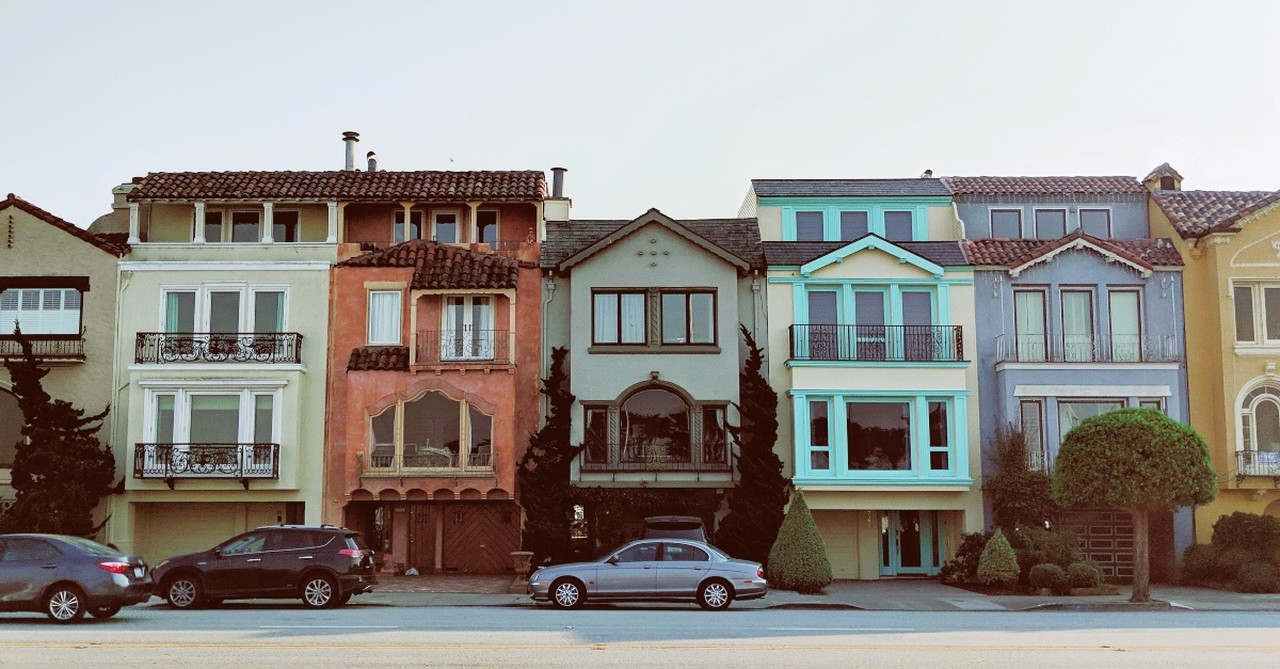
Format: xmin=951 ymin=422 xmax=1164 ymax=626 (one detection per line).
xmin=1233 ymin=561 xmax=1280 ymax=593
xmin=1180 ymin=544 xmax=1219 ymax=585
xmin=986 ymin=423 xmax=1057 ymax=531
xmin=1029 ymin=563 xmax=1070 ymax=594
xmin=1009 ymin=525 xmax=1080 ymax=584
xmin=1211 ymin=548 xmax=1255 ymax=582
xmin=1211 ymin=512 xmax=1280 ymax=559
xmin=1066 ymin=562 xmax=1103 ymax=589
xmin=939 ymin=530 xmax=993 ymax=585
xmin=977 ymin=529 xmax=1019 ymax=588
xmin=766 ymin=490 xmax=832 ymax=593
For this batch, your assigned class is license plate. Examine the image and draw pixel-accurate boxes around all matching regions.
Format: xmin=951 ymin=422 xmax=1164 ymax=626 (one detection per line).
xmin=134 ymin=567 xmax=145 ymax=578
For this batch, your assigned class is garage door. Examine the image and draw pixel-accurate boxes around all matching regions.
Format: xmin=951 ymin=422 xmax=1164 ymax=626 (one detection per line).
xmin=133 ymin=502 xmax=287 ymax=562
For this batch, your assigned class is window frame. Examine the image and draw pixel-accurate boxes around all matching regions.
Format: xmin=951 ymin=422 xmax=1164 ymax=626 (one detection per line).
xmin=476 ymin=209 xmax=501 ymax=245
xmin=0 ymin=287 xmax=84 ymax=337
xmin=367 ymin=390 xmax=495 ymax=470
xmin=1060 ymin=287 xmax=1097 ymax=362
xmin=1013 ymin=287 xmax=1049 ymax=362
xmin=431 ymin=209 xmax=462 ymax=244
xmin=393 ymin=209 xmax=425 ymax=244
xmin=1078 ymin=208 xmax=1112 ymax=238
xmin=159 ymin=284 xmax=290 ymax=335
xmin=989 ymin=208 xmax=1023 ymax=238
xmin=230 ymin=210 xmax=263 ymax=244
xmin=1107 ymin=288 xmax=1142 ymax=362
xmin=1033 ymin=208 xmax=1067 ymax=239
xmin=143 ymin=386 xmax=282 ymax=446
xmin=591 ymin=290 xmax=648 ymax=345
xmin=367 ymin=290 xmax=403 ymax=345
xmin=1019 ymin=399 xmax=1046 ymax=471
xmin=660 ymin=290 xmax=717 ymax=345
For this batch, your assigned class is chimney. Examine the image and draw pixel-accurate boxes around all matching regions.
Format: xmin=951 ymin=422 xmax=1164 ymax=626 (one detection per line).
xmin=342 ymin=131 xmax=360 ymax=170
xmin=920 ymin=169 xmax=933 ymax=178
xmin=367 ymin=151 xmax=378 ymax=172
xmin=551 ymin=167 xmax=567 ymax=198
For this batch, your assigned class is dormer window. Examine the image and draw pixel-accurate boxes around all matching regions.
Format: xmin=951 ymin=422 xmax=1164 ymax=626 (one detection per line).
xmin=1160 ymin=176 xmax=1175 ymax=190
xmin=1034 ymin=209 xmax=1066 ymax=239
xmin=883 ymin=211 xmax=913 ymax=242
xmin=796 ymin=211 xmax=824 ymax=241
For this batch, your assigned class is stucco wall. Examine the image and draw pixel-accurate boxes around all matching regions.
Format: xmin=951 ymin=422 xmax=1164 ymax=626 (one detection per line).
xmin=955 ymin=195 xmax=1149 ymax=240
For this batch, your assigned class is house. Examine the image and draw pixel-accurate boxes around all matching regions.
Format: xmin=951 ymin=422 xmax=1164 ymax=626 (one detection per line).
xmin=950 ymin=175 xmax=1190 ymax=581
xmin=1146 ymin=164 xmax=1280 ymax=541
xmin=743 ymin=177 xmax=983 ymax=579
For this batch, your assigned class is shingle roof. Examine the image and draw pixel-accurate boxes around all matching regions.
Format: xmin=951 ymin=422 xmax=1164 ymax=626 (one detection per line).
xmin=962 ymin=234 xmax=1183 ymax=268
xmin=127 ymin=170 xmax=546 ymax=202
xmin=541 ymin=217 xmax=764 ymax=269
xmin=751 ymin=179 xmax=951 ymax=198
xmin=943 ymin=176 xmax=1144 ymax=196
xmin=1 ymin=193 xmax=129 ymax=256
xmin=339 ymin=239 xmax=521 ymax=289
xmin=1152 ymin=190 xmax=1280 ymax=239
xmin=762 ymin=239 xmax=969 ymax=267
xmin=347 ymin=346 xmax=409 ymax=371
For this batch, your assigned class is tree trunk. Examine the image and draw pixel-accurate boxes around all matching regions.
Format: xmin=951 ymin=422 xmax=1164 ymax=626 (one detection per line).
xmin=1129 ymin=507 xmax=1150 ymax=603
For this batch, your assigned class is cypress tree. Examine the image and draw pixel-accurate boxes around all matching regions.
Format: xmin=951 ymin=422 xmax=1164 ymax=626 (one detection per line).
xmin=517 ymin=347 xmax=577 ymax=564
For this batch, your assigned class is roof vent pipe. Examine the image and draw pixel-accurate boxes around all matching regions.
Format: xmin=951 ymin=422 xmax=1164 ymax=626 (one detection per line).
xmin=551 ymin=167 xmax=567 ymax=198
xmin=342 ymin=131 xmax=360 ymax=170
xmin=367 ymin=151 xmax=378 ymax=173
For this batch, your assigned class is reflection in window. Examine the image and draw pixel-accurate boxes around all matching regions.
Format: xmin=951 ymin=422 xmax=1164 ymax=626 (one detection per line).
xmin=1242 ymin=384 xmax=1280 ymax=453
xmin=403 ymin=392 xmax=461 ymax=467
xmin=469 ymin=404 xmax=493 ymax=467
xmin=702 ymin=406 xmax=727 ymax=465
xmin=1058 ymin=401 xmax=1122 ymax=440
xmin=928 ymin=401 xmax=949 ymax=470
xmin=369 ymin=391 xmax=493 ymax=469
xmin=847 ymin=402 xmax=910 ymax=470
xmin=620 ymin=389 xmax=690 ymax=464
xmin=584 ymin=407 xmax=608 ymax=463
xmin=809 ymin=400 xmax=830 ymax=470
xmin=370 ymin=407 xmax=395 ymax=468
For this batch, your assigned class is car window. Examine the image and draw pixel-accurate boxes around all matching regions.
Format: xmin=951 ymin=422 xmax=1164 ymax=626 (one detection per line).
xmin=267 ymin=531 xmax=318 ymax=551
xmin=2 ymin=538 xmax=62 ymax=561
xmin=221 ymin=533 xmax=268 ymax=555
xmin=56 ymin=536 xmax=122 ymax=557
xmin=343 ymin=533 xmax=368 ymax=551
xmin=613 ymin=543 xmax=659 ymax=563
xmin=662 ymin=543 xmax=710 ymax=562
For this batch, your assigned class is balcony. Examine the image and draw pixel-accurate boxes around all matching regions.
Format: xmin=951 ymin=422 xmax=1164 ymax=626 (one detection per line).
xmin=789 ymin=324 xmax=964 ymax=363
xmin=363 ymin=446 xmax=494 ymax=474
xmin=1237 ymin=450 xmax=1280 ymax=484
xmin=413 ymin=329 xmax=510 ymax=365
xmin=0 ymin=335 xmax=84 ymax=361
xmin=133 ymin=443 xmax=281 ymax=489
xmin=579 ymin=440 xmax=732 ymax=473
xmin=995 ymin=334 xmax=1180 ymax=364
xmin=135 ymin=333 xmax=303 ymax=364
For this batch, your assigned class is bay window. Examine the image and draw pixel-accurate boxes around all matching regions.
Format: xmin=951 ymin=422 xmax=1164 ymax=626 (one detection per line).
xmin=0 ymin=288 xmax=82 ymax=335
xmin=578 ymin=388 xmax=730 ymax=471
xmin=367 ymin=391 xmax=493 ymax=470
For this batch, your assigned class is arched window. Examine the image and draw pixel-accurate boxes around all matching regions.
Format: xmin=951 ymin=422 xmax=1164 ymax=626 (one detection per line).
xmin=1241 ymin=384 xmax=1280 ymax=453
xmin=0 ymin=389 xmax=20 ymax=468
xmin=620 ymin=388 xmax=691 ymax=464
xmin=367 ymin=391 xmax=492 ymax=470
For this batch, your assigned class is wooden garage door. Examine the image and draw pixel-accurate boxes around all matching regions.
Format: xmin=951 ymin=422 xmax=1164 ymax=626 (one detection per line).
xmin=1060 ymin=509 xmax=1134 ymax=581
xmin=441 ymin=502 xmax=520 ymax=573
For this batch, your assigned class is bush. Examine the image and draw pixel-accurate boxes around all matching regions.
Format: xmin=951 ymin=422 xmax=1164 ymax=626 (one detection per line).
xmin=1233 ymin=561 xmax=1280 ymax=593
xmin=1212 ymin=512 xmax=1280 ymax=558
xmin=1009 ymin=525 xmax=1080 ymax=584
xmin=939 ymin=530 xmax=993 ymax=585
xmin=1211 ymin=548 xmax=1255 ymax=582
xmin=986 ymin=424 xmax=1057 ymax=531
xmin=766 ymin=490 xmax=832 ymax=593
xmin=1180 ymin=544 xmax=1219 ymax=585
xmin=1029 ymin=563 xmax=1069 ymax=594
xmin=1066 ymin=562 xmax=1103 ymax=589
xmin=977 ymin=529 xmax=1019 ymax=588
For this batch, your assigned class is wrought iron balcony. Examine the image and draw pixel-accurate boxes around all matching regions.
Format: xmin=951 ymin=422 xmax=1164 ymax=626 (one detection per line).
xmin=135 ymin=332 xmax=303 ymax=364
xmin=789 ymin=324 xmax=964 ymax=362
xmin=995 ymin=334 xmax=1180 ymax=364
xmin=133 ymin=443 xmax=281 ymax=489
xmin=414 ymin=329 xmax=510 ymax=365
xmin=579 ymin=440 xmax=732 ymax=472
xmin=1237 ymin=450 xmax=1280 ymax=484
xmin=365 ymin=445 xmax=494 ymax=472
xmin=0 ymin=336 xmax=84 ymax=360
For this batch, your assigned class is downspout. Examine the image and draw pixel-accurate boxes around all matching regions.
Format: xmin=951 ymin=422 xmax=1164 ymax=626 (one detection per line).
xmin=750 ymin=269 xmax=762 ymax=344
xmin=541 ymin=270 xmax=557 ymax=405
xmin=107 ymin=264 xmax=131 ymax=544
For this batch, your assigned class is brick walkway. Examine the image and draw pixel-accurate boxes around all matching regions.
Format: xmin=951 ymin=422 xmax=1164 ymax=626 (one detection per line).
xmin=373 ymin=574 xmax=518 ymax=594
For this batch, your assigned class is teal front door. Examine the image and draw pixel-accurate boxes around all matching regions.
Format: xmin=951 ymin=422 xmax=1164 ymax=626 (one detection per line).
xmin=879 ymin=511 xmax=943 ymax=576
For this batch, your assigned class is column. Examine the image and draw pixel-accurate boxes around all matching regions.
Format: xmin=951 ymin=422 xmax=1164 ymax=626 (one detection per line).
xmin=127 ymin=203 xmax=140 ymax=245
xmin=193 ymin=202 xmax=206 ymax=244
xmin=262 ymin=202 xmax=274 ymax=243
xmin=326 ymin=201 xmax=338 ymax=243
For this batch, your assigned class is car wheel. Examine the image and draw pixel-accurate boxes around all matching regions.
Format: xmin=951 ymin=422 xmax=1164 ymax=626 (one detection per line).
xmin=550 ymin=578 xmax=584 ymax=609
xmin=89 ymin=605 xmax=122 ymax=619
xmin=164 ymin=575 xmax=203 ymax=610
xmin=45 ymin=585 xmax=86 ymax=623
xmin=697 ymin=579 xmax=733 ymax=611
xmin=301 ymin=574 xmax=338 ymax=608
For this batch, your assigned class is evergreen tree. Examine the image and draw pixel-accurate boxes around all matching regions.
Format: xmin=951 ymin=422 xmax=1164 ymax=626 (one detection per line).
xmin=766 ymin=490 xmax=832 ymax=593
xmin=717 ymin=325 xmax=789 ymax=563
xmin=0 ymin=331 xmax=116 ymax=535
xmin=977 ymin=529 xmax=1019 ymax=587
xmin=985 ymin=422 xmax=1057 ymax=532
xmin=517 ymin=347 xmax=578 ymax=564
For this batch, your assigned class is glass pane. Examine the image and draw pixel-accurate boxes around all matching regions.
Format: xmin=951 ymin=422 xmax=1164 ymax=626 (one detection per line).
xmin=796 ymin=211 xmax=824 ymax=241
xmin=991 ymin=210 xmax=1021 ymax=238
xmin=690 ymin=293 xmax=714 ymax=343
xmin=254 ymin=292 xmax=284 ymax=332
xmin=1058 ymin=401 xmax=1123 ymax=440
xmin=840 ymin=211 xmax=868 ymax=241
xmin=154 ymin=394 xmax=175 ymax=444
xmin=393 ymin=211 xmax=424 ymax=243
xmin=41 ymin=290 xmax=61 ymax=310
xmin=1266 ymin=288 xmax=1280 ymax=341
xmin=231 ymin=212 xmax=260 ymax=243
xmin=807 ymin=291 xmax=838 ymax=325
xmin=370 ymin=408 xmax=395 ymax=467
xmin=434 ymin=213 xmax=457 ymax=243
xmin=620 ymin=389 xmax=690 ymax=464
xmin=855 ymin=292 xmax=885 ymax=326
xmin=1062 ymin=291 xmax=1094 ymax=361
xmin=253 ymin=395 xmax=274 ymax=443
xmin=204 ymin=212 xmax=223 ymax=242
xmin=403 ymin=392 xmax=461 ymax=467
xmin=1258 ymin=400 xmax=1280 ymax=451
xmin=477 ymin=211 xmax=499 ymax=244
xmin=593 ymin=293 xmax=618 ymax=343
xmin=662 ymin=293 xmax=687 ymax=343
xmin=928 ymin=401 xmax=947 ymax=447
xmin=902 ymin=292 xmax=932 ymax=326
xmin=165 ymin=292 xmax=196 ymax=333
xmin=1014 ymin=291 xmax=1045 ymax=360
xmin=809 ymin=401 xmax=829 ymax=447
xmin=884 ymin=211 xmax=913 ymax=241
xmin=1035 ymin=210 xmax=1066 ymax=239
xmin=1020 ymin=400 xmax=1044 ymax=469
xmin=847 ymin=401 xmax=910 ymax=470
xmin=1235 ymin=286 xmax=1256 ymax=342
xmin=209 ymin=291 xmax=241 ymax=333
xmin=1080 ymin=209 xmax=1110 ymax=237
xmin=272 ymin=211 xmax=299 ymax=242
xmin=584 ymin=408 xmax=608 ymax=463
xmin=620 ymin=293 xmax=645 ymax=343
xmin=368 ymin=291 xmax=401 ymax=344
xmin=1109 ymin=291 xmax=1140 ymax=361
xmin=702 ymin=407 xmax=727 ymax=464
xmin=190 ymin=395 xmax=241 ymax=443
xmin=810 ymin=451 xmax=830 ymax=470
xmin=468 ymin=404 xmax=492 ymax=466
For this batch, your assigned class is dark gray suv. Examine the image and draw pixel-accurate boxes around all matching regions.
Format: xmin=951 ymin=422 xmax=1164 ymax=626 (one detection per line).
xmin=153 ymin=524 xmax=376 ymax=609
xmin=0 ymin=534 xmax=153 ymax=622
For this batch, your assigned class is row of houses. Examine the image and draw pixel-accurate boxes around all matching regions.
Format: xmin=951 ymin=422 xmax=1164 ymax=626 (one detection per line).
xmin=2 ymin=139 xmax=1278 ymax=581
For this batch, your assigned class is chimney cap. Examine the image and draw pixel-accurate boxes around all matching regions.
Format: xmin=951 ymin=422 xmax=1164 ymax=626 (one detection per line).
xmin=342 ymin=131 xmax=360 ymax=142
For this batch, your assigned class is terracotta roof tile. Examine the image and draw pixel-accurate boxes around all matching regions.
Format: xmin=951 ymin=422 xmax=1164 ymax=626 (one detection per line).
xmin=339 ymin=239 xmax=520 ymax=289
xmin=127 ymin=170 xmax=546 ymax=202
xmin=0 ymin=194 xmax=129 ymax=256
xmin=1152 ymin=190 xmax=1280 ymax=239
xmin=962 ymin=233 xmax=1183 ymax=268
xmin=347 ymin=346 xmax=409 ymax=371
xmin=944 ymin=176 xmax=1144 ymax=196
xmin=1142 ymin=163 xmax=1183 ymax=184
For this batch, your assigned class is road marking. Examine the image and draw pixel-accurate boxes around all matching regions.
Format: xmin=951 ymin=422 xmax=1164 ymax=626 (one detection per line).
xmin=257 ymin=625 xmax=400 ymax=629
xmin=766 ymin=627 xmax=914 ymax=632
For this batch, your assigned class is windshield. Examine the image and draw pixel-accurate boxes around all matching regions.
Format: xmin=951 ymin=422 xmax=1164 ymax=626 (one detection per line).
xmin=58 ymin=536 xmax=124 ymax=557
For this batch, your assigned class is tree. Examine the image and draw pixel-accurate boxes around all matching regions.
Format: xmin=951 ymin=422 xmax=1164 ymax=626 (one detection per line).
xmin=0 ymin=331 xmax=116 ymax=536
xmin=716 ymin=325 xmax=789 ymax=563
xmin=766 ymin=490 xmax=832 ymax=593
xmin=517 ymin=347 xmax=578 ymax=564
xmin=977 ymin=529 xmax=1019 ymax=587
xmin=985 ymin=422 xmax=1056 ymax=532
xmin=1052 ymin=407 xmax=1216 ymax=602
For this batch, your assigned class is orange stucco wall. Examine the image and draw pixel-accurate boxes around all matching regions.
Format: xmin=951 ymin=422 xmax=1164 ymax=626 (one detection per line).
xmin=342 ymin=202 xmax=538 ymax=247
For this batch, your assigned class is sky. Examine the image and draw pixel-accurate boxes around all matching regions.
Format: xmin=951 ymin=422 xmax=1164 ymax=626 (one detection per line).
xmin=3 ymin=0 xmax=1278 ymax=227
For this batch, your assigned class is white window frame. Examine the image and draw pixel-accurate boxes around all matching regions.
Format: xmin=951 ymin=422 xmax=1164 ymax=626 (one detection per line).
xmin=431 ymin=209 xmax=462 ymax=244
xmin=393 ymin=209 xmax=425 ymax=244
xmin=1078 ymin=207 xmax=1113 ymax=238
xmin=367 ymin=290 xmax=403 ymax=345
xmin=441 ymin=295 xmax=495 ymax=360
xmin=143 ymin=386 xmax=282 ymax=445
xmin=1233 ymin=282 xmax=1280 ymax=347
xmin=0 ymin=287 xmax=83 ymax=336
xmin=159 ymin=284 xmax=290 ymax=334
xmin=1240 ymin=383 xmax=1280 ymax=453
xmin=1033 ymin=208 xmax=1067 ymax=239
xmin=989 ymin=208 xmax=1023 ymax=238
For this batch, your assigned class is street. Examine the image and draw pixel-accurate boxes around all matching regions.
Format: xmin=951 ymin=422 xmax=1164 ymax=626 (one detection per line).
xmin=1 ymin=602 xmax=1277 ymax=668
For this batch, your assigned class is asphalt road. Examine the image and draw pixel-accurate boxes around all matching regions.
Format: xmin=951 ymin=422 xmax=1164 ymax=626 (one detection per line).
xmin=2 ymin=601 xmax=1278 ymax=668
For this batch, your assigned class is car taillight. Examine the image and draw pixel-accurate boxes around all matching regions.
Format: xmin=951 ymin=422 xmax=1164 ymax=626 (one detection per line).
xmin=98 ymin=561 xmax=132 ymax=574
xmin=756 ymin=566 xmax=765 ymax=579
xmin=339 ymin=549 xmax=369 ymax=558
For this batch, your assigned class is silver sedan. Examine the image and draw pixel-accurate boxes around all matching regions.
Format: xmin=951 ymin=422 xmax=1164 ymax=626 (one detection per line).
xmin=529 ymin=539 xmax=767 ymax=610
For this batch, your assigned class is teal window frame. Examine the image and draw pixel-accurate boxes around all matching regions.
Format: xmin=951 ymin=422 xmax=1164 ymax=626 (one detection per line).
xmin=782 ymin=205 xmax=930 ymax=242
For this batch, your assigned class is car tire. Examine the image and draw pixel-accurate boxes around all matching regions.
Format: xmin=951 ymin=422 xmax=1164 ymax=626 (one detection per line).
xmin=164 ymin=575 xmax=203 ymax=610
xmin=301 ymin=574 xmax=339 ymax=608
xmin=550 ymin=578 xmax=585 ymax=609
xmin=44 ymin=585 xmax=86 ymax=623
xmin=697 ymin=579 xmax=733 ymax=611
xmin=89 ymin=605 xmax=122 ymax=620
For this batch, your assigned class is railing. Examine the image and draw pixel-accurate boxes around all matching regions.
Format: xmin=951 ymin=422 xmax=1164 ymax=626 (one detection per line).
xmin=135 ymin=333 xmax=303 ymax=364
xmin=579 ymin=440 xmax=732 ymax=472
xmin=414 ymin=329 xmax=510 ymax=364
xmin=995 ymin=334 xmax=1180 ymax=363
xmin=0 ymin=336 xmax=84 ymax=360
xmin=1237 ymin=450 xmax=1280 ymax=484
xmin=790 ymin=324 xmax=964 ymax=362
xmin=366 ymin=447 xmax=494 ymax=472
xmin=133 ymin=443 xmax=280 ymax=489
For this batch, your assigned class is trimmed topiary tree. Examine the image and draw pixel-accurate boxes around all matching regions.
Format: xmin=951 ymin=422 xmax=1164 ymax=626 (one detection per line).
xmin=1067 ymin=562 xmax=1103 ymax=589
xmin=1029 ymin=563 xmax=1069 ymax=595
xmin=1052 ymin=407 xmax=1216 ymax=602
xmin=1211 ymin=512 xmax=1280 ymax=559
xmin=977 ymin=529 xmax=1019 ymax=587
xmin=766 ymin=490 xmax=832 ymax=593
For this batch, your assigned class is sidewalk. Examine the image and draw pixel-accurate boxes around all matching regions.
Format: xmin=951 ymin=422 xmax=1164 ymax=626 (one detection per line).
xmin=359 ymin=575 xmax=1280 ymax=611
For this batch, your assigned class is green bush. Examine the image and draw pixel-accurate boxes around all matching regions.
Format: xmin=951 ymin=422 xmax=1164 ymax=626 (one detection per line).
xmin=977 ymin=529 xmax=1019 ymax=588
xmin=1029 ymin=563 xmax=1069 ymax=594
xmin=1211 ymin=548 xmax=1255 ymax=581
xmin=1180 ymin=544 xmax=1219 ymax=585
xmin=1233 ymin=561 xmax=1280 ymax=593
xmin=939 ymin=530 xmax=993 ymax=585
xmin=1066 ymin=562 xmax=1103 ymax=589
xmin=1009 ymin=525 xmax=1080 ymax=584
xmin=766 ymin=490 xmax=832 ymax=594
xmin=1211 ymin=512 xmax=1280 ymax=558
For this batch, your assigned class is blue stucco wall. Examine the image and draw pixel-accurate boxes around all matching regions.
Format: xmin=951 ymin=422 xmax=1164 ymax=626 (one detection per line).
xmin=955 ymin=194 xmax=1149 ymax=240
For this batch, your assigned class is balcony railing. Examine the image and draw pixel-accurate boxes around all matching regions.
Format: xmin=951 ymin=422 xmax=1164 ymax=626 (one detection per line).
xmin=0 ymin=336 xmax=84 ymax=360
xmin=995 ymin=334 xmax=1180 ymax=363
xmin=790 ymin=324 xmax=964 ymax=362
xmin=365 ymin=446 xmax=494 ymax=472
xmin=414 ymin=329 xmax=510 ymax=365
xmin=1237 ymin=450 xmax=1280 ymax=484
xmin=135 ymin=333 xmax=303 ymax=364
xmin=133 ymin=443 xmax=280 ymax=489
xmin=579 ymin=440 xmax=732 ymax=472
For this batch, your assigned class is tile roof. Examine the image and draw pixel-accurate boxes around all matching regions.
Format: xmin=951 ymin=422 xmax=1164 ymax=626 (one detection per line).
xmin=339 ymin=239 xmax=522 ymax=289
xmin=541 ymin=217 xmax=764 ymax=270
xmin=962 ymin=233 xmax=1183 ymax=268
xmin=1 ymin=193 xmax=129 ymax=256
xmin=347 ymin=346 xmax=409 ymax=371
xmin=943 ymin=176 xmax=1145 ymax=196
xmin=1151 ymin=190 xmax=1280 ymax=239
xmin=751 ymin=179 xmax=951 ymax=198
xmin=127 ymin=170 xmax=546 ymax=202
xmin=1142 ymin=163 xmax=1183 ymax=184
xmin=762 ymin=239 xmax=969 ymax=267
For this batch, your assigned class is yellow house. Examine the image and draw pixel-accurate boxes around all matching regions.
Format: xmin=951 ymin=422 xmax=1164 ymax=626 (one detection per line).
xmin=1146 ymin=163 xmax=1280 ymax=540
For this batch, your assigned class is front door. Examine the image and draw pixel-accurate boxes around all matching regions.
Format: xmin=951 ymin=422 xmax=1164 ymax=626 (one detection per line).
xmin=879 ymin=511 xmax=943 ymax=576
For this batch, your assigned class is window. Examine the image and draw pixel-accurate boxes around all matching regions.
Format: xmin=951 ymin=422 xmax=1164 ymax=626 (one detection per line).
xmin=147 ymin=388 xmax=279 ymax=445
xmin=1160 ymin=176 xmax=1176 ymax=190
xmin=1014 ymin=289 xmax=1047 ymax=361
xmin=1234 ymin=284 xmax=1280 ymax=345
xmin=203 ymin=212 xmax=224 ymax=243
xmin=883 ymin=211 xmax=913 ymax=242
xmin=231 ymin=212 xmax=261 ymax=243
xmin=990 ymin=209 xmax=1022 ymax=238
xmin=809 ymin=400 xmax=831 ymax=471
xmin=581 ymin=397 xmax=727 ymax=470
xmin=433 ymin=211 xmax=459 ymax=243
xmin=441 ymin=296 xmax=494 ymax=360
xmin=1061 ymin=289 xmax=1095 ymax=362
xmin=927 ymin=401 xmax=949 ymax=470
xmin=583 ymin=406 xmax=609 ymax=463
xmin=1241 ymin=384 xmax=1280 ymax=453
xmin=1139 ymin=398 xmax=1164 ymax=412
xmin=0 ymin=390 xmax=19 ymax=468
xmin=394 ymin=210 xmax=424 ymax=244
xmin=1 ymin=538 xmax=62 ymax=562
xmin=368 ymin=391 xmax=494 ymax=469
xmin=1080 ymin=209 xmax=1111 ymax=237
xmin=476 ymin=210 xmax=499 ymax=244
xmin=847 ymin=401 xmax=910 ymax=470
xmin=0 ymin=288 xmax=82 ymax=335
xmin=662 ymin=543 xmax=710 ymax=562
xmin=702 ymin=406 xmax=728 ymax=466
xmin=1108 ymin=289 xmax=1141 ymax=361
xmin=621 ymin=388 xmax=691 ymax=465
xmin=840 ymin=211 xmax=868 ymax=241
xmin=797 ymin=394 xmax=964 ymax=480
xmin=161 ymin=286 xmax=286 ymax=334
xmin=593 ymin=291 xmax=646 ymax=345
xmin=272 ymin=211 xmax=299 ymax=243
xmin=367 ymin=291 xmax=402 ymax=345
xmin=1058 ymin=400 xmax=1123 ymax=440
xmin=661 ymin=291 xmax=715 ymax=344
xmin=1020 ymin=400 xmax=1045 ymax=470
xmin=1235 ymin=286 xmax=1256 ymax=343
xmin=1034 ymin=209 xmax=1066 ymax=239
xmin=796 ymin=211 xmax=824 ymax=241
xmin=613 ymin=543 xmax=658 ymax=563
xmin=221 ymin=533 xmax=268 ymax=556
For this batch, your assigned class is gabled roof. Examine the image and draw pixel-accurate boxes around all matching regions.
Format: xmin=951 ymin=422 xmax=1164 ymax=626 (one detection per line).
xmin=541 ymin=210 xmax=764 ymax=271
xmin=943 ymin=176 xmax=1144 ymax=196
xmin=347 ymin=346 xmax=409 ymax=371
xmin=1151 ymin=189 xmax=1280 ymax=239
xmin=127 ymin=170 xmax=546 ymax=203
xmin=751 ymin=179 xmax=950 ymax=198
xmin=338 ymin=239 xmax=522 ymax=289
xmin=962 ymin=231 xmax=1183 ymax=276
xmin=1 ymin=194 xmax=129 ymax=256
xmin=791 ymin=234 xmax=946 ymax=278
xmin=762 ymin=240 xmax=968 ymax=267
xmin=1142 ymin=163 xmax=1183 ymax=184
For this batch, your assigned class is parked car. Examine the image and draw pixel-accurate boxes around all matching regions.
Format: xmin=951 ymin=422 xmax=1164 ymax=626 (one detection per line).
xmin=528 ymin=538 xmax=766 ymax=610
xmin=0 ymin=533 xmax=153 ymax=623
xmin=152 ymin=524 xmax=377 ymax=609
xmin=641 ymin=515 xmax=708 ymax=542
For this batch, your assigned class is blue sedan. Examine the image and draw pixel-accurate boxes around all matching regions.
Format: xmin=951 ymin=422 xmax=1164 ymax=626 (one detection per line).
xmin=0 ymin=534 xmax=153 ymax=622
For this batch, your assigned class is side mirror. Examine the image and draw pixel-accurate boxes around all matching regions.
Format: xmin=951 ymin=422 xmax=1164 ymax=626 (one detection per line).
xmin=212 ymin=548 xmax=223 ymax=559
